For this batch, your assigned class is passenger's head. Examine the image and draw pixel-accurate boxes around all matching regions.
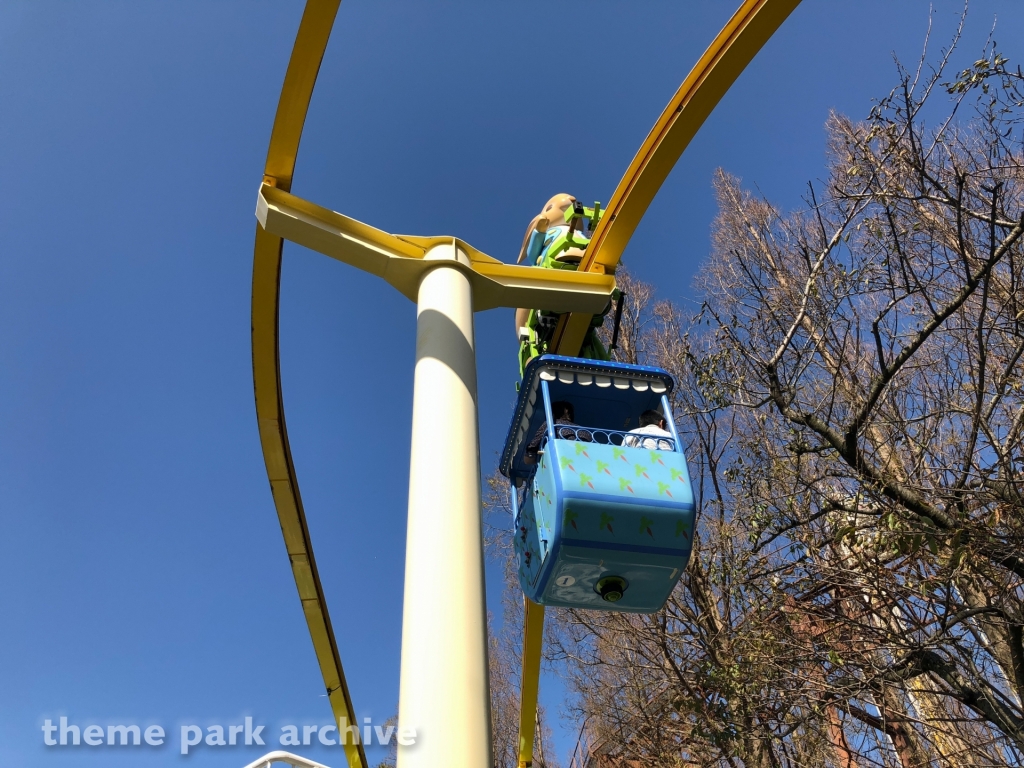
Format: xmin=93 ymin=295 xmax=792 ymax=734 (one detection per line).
xmin=552 ymin=401 xmax=575 ymax=421
xmin=639 ymin=410 xmax=665 ymax=428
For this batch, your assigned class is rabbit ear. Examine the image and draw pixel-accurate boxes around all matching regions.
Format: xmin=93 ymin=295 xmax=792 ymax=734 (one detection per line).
xmin=516 ymin=213 xmax=545 ymax=264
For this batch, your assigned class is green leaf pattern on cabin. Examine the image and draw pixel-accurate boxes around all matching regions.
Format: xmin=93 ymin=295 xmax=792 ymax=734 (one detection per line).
xmin=516 ymin=438 xmax=694 ymax=601
xmin=547 ymin=439 xmax=694 ymax=547
xmin=563 ymin=508 xmax=579 ymax=532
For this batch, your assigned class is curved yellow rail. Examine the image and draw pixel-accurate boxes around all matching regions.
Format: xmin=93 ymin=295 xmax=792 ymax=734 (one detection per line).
xmin=251 ymin=3 xmax=369 ymax=768
xmin=547 ymin=0 xmax=802 ymax=360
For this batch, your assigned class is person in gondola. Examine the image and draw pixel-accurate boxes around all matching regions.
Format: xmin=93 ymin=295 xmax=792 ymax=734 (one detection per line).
xmin=524 ymin=400 xmax=591 ymax=464
xmin=624 ymin=409 xmax=673 ymax=451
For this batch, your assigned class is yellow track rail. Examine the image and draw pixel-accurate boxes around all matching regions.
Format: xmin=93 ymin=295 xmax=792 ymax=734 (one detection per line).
xmin=250 ymin=3 xmax=801 ymax=768
xmin=547 ymin=0 xmax=803 ymax=360
xmin=522 ymin=2 xmax=802 ymax=765
xmin=251 ymin=3 xmax=368 ymax=768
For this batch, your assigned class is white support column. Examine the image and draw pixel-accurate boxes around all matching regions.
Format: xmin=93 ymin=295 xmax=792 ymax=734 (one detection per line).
xmin=397 ymin=242 xmax=492 ymax=768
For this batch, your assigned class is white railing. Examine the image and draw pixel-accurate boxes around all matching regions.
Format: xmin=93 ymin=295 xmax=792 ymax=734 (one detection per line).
xmin=241 ymin=751 xmax=332 ymax=768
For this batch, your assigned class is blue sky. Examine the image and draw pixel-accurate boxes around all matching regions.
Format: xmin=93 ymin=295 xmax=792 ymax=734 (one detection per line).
xmin=3 ymin=2 xmax=1023 ymax=767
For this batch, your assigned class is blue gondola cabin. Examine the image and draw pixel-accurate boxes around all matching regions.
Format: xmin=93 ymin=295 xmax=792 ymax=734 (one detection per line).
xmin=499 ymin=355 xmax=695 ymax=613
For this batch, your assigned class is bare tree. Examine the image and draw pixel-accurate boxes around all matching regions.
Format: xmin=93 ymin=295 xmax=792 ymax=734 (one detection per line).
xmin=694 ymin=25 xmax=1024 ymax=756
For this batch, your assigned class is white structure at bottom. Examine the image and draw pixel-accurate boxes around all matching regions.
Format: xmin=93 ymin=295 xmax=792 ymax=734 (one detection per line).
xmin=242 ymin=751 xmax=333 ymax=768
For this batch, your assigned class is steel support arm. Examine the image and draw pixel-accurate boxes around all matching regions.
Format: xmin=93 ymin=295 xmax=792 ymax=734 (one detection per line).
xmin=257 ymin=184 xmax=616 ymax=314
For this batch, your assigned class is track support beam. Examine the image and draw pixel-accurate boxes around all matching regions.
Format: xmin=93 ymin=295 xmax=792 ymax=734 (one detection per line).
xmin=517 ymin=598 xmax=546 ymax=768
xmin=398 ymin=243 xmax=493 ymax=768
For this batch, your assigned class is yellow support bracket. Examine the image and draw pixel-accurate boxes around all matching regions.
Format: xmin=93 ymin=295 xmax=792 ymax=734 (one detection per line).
xmin=257 ymin=184 xmax=616 ymax=314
